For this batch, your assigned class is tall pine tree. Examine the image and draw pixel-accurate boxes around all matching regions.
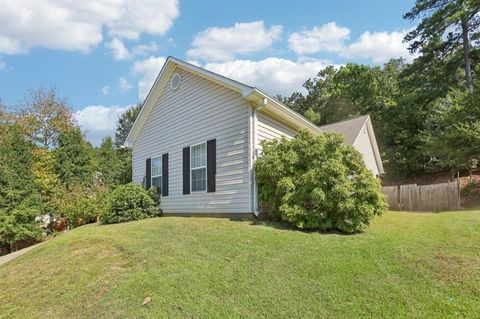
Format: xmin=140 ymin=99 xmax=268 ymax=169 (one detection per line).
xmin=404 ymin=0 xmax=480 ymax=92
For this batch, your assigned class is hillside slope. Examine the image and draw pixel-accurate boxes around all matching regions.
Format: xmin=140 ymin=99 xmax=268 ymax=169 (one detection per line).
xmin=1 ymin=211 xmax=479 ymax=318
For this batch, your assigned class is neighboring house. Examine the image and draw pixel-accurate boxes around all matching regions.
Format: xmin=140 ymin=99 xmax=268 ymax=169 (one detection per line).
xmin=125 ymin=56 xmax=384 ymax=216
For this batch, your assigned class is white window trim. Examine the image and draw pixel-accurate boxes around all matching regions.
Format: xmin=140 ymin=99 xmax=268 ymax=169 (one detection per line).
xmin=190 ymin=141 xmax=207 ymax=193
xmin=151 ymin=155 xmax=162 ymax=190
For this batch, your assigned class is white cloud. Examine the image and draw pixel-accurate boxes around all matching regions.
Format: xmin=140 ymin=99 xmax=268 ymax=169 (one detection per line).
xmin=106 ymin=38 xmax=131 ymax=60
xmin=187 ymin=21 xmax=282 ymax=61
xmin=288 ymin=22 xmax=414 ymax=64
xmin=131 ymin=42 xmax=159 ymax=56
xmin=119 ymin=77 xmax=133 ymax=91
xmin=101 ymin=85 xmax=110 ymax=95
xmin=204 ymin=57 xmax=335 ymax=96
xmin=344 ymin=30 xmax=414 ymax=63
xmin=0 ymin=0 xmax=179 ymax=55
xmin=74 ymin=105 xmax=131 ymax=145
xmin=132 ymin=56 xmax=166 ymax=100
xmin=106 ymin=38 xmax=159 ymax=61
xmin=288 ymin=22 xmax=350 ymax=55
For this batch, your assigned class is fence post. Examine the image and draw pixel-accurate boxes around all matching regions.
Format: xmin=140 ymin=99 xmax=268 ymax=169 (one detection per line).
xmin=397 ymin=185 xmax=401 ymax=210
xmin=457 ymin=172 xmax=461 ymax=209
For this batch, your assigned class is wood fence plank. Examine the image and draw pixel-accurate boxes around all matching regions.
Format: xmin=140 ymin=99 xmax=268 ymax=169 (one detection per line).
xmin=382 ymin=181 xmax=460 ymax=212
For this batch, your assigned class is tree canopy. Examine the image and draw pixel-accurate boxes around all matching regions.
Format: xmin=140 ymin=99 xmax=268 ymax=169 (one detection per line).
xmin=115 ymin=103 xmax=142 ymax=148
xmin=404 ymin=0 xmax=480 ymax=92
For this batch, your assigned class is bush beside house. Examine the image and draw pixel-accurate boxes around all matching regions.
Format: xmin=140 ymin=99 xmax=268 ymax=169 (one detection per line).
xmin=255 ymin=131 xmax=387 ymax=233
xmin=100 ymin=183 xmax=161 ymax=224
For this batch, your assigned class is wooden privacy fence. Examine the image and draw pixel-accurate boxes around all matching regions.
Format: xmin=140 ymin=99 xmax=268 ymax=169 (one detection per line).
xmin=382 ymin=181 xmax=460 ymax=211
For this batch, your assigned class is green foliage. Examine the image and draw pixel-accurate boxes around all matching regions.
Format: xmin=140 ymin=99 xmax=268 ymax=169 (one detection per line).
xmin=422 ymin=89 xmax=480 ymax=174
xmin=94 ymin=136 xmax=124 ymax=187
xmin=54 ymin=128 xmax=93 ymax=186
xmin=112 ymin=104 xmax=140 ymax=185
xmin=255 ymin=131 xmax=387 ymax=233
xmin=0 ymin=124 xmax=36 ymax=209
xmin=117 ymin=147 xmax=133 ymax=184
xmin=147 ymin=186 xmax=162 ymax=207
xmin=404 ymin=0 xmax=479 ymax=92
xmin=52 ymin=185 xmax=108 ymax=228
xmin=0 ymin=203 xmax=42 ymax=249
xmin=100 ymin=183 xmax=161 ymax=225
xmin=0 ymin=124 xmax=42 ymax=249
xmin=114 ymin=104 xmax=142 ymax=148
xmin=280 ymin=64 xmax=385 ymax=126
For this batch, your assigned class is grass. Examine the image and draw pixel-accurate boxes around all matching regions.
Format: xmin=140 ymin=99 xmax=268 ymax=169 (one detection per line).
xmin=1 ymin=210 xmax=479 ymax=318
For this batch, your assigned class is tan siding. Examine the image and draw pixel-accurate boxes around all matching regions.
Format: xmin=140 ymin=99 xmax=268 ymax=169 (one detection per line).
xmin=352 ymin=123 xmax=379 ymax=176
xmin=256 ymin=111 xmax=297 ymax=152
xmin=132 ymin=68 xmax=251 ymax=213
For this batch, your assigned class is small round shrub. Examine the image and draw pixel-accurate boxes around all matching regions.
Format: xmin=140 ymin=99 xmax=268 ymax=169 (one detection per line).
xmin=100 ymin=183 xmax=161 ymax=224
xmin=255 ymin=130 xmax=387 ymax=233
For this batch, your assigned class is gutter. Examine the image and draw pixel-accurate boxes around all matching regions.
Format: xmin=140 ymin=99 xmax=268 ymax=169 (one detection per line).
xmin=244 ymin=88 xmax=323 ymax=135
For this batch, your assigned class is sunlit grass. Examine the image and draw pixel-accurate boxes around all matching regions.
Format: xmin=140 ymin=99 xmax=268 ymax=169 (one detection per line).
xmin=1 ymin=210 xmax=479 ymax=318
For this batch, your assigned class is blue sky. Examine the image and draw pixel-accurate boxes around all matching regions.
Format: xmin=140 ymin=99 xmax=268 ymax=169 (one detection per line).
xmin=0 ymin=0 xmax=416 ymax=145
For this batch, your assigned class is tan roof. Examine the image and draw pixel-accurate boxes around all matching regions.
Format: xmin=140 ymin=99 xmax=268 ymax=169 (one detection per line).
xmin=318 ymin=115 xmax=369 ymax=145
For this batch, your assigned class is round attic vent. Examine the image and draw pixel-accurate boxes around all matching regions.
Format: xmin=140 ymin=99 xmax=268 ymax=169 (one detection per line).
xmin=171 ymin=72 xmax=182 ymax=91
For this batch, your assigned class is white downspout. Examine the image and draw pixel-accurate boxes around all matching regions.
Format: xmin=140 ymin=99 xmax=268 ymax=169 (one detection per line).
xmin=252 ymin=106 xmax=260 ymax=216
xmin=251 ymin=98 xmax=267 ymax=217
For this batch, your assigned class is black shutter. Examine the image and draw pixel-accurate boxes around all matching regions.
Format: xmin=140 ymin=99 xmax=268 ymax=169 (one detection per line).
xmin=145 ymin=158 xmax=151 ymax=189
xmin=162 ymin=153 xmax=169 ymax=196
xmin=207 ymin=139 xmax=216 ymax=193
xmin=182 ymin=147 xmax=190 ymax=194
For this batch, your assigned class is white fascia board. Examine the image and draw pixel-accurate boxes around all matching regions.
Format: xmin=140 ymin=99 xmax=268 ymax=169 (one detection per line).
xmin=172 ymin=57 xmax=252 ymax=94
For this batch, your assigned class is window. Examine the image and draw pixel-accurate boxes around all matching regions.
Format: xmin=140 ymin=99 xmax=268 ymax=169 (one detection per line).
xmin=191 ymin=142 xmax=207 ymax=192
xmin=151 ymin=156 xmax=162 ymax=193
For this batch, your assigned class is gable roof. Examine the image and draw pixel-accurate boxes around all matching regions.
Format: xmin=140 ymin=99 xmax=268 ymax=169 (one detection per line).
xmin=318 ymin=115 xmax=370 ymax=146
xmin=124 ymin=56 xmax=322 ymax=147
xmin=320 ymin=115 xmax=384 ymax=174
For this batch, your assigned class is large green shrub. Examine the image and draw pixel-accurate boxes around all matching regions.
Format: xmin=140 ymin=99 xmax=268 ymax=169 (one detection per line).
xmin=100 ymin=183 xmax=161 ymax=224
xmin=255 ymin=131 xmax=387 ymax=233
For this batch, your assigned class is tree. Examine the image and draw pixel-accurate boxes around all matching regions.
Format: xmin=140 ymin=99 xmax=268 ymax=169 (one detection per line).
xmin=31 ymin=148 xmax=62 ymax=217
xmin=0 ymin=124 xmax=36 ymax=210
xmin=0 ymin=204 xmax=41 ymax=252
xmin=16 ymin=87 xmax=76 ymax=148
xmin=0 ymin=124 xmax=41 ymax=251
xmin=404 ymin=0 xmax=480 ymax=92
xmin=279 ymin=64 xmax=385 ymax=126
xmin=422 ymin=89 xmax=480 ymax=177
xmin=54 ymin=128 xmax=93 ymax=186
xmin=95 ymin=136 xmax=123 ymax=187
xmin=255 ymin=131 xmax=387 ymax=233
xmin=114 ymin=103 xmax=142 ymax=148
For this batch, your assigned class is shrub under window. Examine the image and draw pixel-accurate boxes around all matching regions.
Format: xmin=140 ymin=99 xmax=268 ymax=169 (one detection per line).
xmin=255 ymin=131 xmax=387 ymax=233
xmin=100 ymin=183 xmax=161 ymax=224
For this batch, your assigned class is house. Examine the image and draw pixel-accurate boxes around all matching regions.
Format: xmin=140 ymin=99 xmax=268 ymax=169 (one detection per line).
xmin=125 ymin=56 xmax=384 ymax=216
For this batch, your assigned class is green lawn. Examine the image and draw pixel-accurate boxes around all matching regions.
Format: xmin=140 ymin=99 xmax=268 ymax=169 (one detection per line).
xmin=1 ymin=210 xmax=479 ymax=318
